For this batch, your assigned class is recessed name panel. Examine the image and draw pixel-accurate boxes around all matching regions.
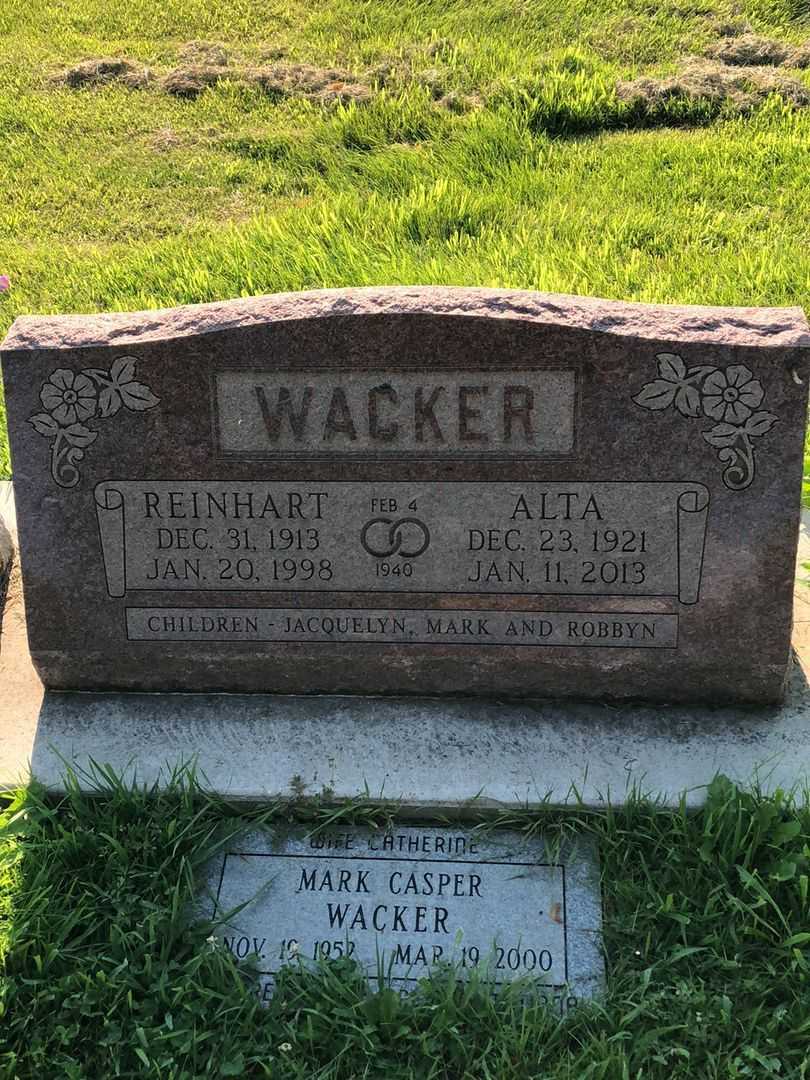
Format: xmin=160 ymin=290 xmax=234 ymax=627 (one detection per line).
xmin=215 ymin=370 xmax=576 ymax=456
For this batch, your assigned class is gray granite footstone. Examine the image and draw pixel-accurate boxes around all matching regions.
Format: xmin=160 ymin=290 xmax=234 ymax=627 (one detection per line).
xmin=203 ymin=825 xmax=603 ymax=1007
xmin=2 ymin=286 xmax=809 ymax=704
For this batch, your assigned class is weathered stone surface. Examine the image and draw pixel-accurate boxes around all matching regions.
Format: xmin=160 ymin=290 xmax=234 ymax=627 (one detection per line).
xmin=1 ymin=286 xmax=808 ymax=702
xmin=203 ymin=824 xmax=603 ymax=1006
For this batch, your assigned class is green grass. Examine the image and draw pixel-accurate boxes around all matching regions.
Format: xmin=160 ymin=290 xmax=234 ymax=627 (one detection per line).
xmin=1 ymin=0 xmax=810 ymax=481
xmin=2 ymin=770 xmax=810 ymax=1077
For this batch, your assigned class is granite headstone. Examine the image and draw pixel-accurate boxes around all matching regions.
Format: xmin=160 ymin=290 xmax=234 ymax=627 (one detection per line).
xmin=204 ymin=824 xmax=604 ymax=1008
xmin=1 ymin=286 xmax=808 ymax=702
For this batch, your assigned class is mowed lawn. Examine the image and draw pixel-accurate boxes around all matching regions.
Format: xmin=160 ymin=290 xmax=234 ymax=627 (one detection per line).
xmin=1 ymin=0 xmax=810 ymax=480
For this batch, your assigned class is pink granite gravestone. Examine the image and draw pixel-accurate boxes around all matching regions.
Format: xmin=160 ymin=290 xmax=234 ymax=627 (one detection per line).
xmin=1 ymin=286 xmax=808 ymax=703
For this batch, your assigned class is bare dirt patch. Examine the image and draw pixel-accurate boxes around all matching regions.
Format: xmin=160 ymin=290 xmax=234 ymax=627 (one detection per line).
xmin=56 ymin=58 xmax=151 ymax=90
xmin=617 ymin=57 xmax=810 ymax=114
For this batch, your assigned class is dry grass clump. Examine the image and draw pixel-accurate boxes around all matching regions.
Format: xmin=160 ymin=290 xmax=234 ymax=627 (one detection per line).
xmin=57 ymin=57 xmax=151 ymax=89
xmin=178 ymin=41 xmax=229 ymax=67
xmin=416 ymin=66 xmax=447 ymax=99
xmin=705 ymin=33 xmax=790 ymax=67
xmin=259 ymin=45 xmax=288 ymax=61
xmin=438 ymin=91 xmax=483 ymax=113
xmin=245 ymin=63 xmax=371 ymax=104
xmin=162 ymin=64 xmax=226 ymax=98
xmin=66 ymin=55 xmax=373 ymax=103
xmin=706 ymin=17 xmax=752 ymax=38
xmin=427 ymin=38 xmax=455 ymax=58
xmin=368 ymin=59 xmax=410 ymax=89
xmin=787 ymin=44 xmax=810 ymax=69
xmin=617 ymin=57 xmax=810 ymax=114
xmin=148 ymin=126 xmax=184 ymax=151
xmin=319 ymin=82 xmax=373 ymax=105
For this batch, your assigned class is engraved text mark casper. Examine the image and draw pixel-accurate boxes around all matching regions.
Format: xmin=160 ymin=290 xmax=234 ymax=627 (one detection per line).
xmin=633 ymin=353 xmax=778 ymax=491
xmin=360 ymin=516 xmax=431 ymax=558
xmin=29 ymin=356 xmax=160 ymax=489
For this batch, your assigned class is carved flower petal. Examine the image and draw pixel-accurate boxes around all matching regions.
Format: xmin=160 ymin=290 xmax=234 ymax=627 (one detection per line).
xmin=657 ymin=353 xmax=687 ymax=382
xmin=633 ymin=380 xmax=677 ymax=411
xmin=52 ymin=402 xmax=77 ymax=426
xmin=724 ymin=401 xmax=752 ymax=425
xmin=738 ymin=380 xmax=764 ymax=409
xmin=72 ymin=373 xmax=95 ymax=397
xmin=702 ymin=395 xmax=726 ymax=420
xmin=725 ymin=364 xmax=753 ymax=389
xmin=702 ymin=370 xmax=728 ymax=396
xmin=98 ymin=386 xmax=122 ymax=418
xmin=674 ymin=385 xmax=701 ymax=418
xmin=49 ymin=369 xmax=75 ymax=390
xmin=74 ymin=398 xmax=96 ymax=421
xmin=119 ymin=381 xmax=159 ymax=411
xmin=110 ymin=355 xmax=137 ymax=386
xmin=40 ymin=385 xmax=65 ymax=411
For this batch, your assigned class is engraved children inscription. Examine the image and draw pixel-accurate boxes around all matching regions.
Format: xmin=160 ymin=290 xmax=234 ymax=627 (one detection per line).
xmin=206 ymin=826 xmax=604 ymax=1007
xmin=96 ymin=480 xmax=709 ymax=602
xmin=127 ymin=607 xmax=679 ymax=647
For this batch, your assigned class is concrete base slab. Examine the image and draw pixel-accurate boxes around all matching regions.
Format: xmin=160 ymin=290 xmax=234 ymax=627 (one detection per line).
xmin=19 ymin=669 xmax=810 ymax=811
xmin=3 ymin=478 xmax=810 ymax=811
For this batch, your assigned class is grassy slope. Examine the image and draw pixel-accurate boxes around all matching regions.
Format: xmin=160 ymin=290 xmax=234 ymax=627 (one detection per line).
xmin=1 ymin=0 xmax=810 ymax=480
xmin=2 ymin=772 xmax=810 ymax=1078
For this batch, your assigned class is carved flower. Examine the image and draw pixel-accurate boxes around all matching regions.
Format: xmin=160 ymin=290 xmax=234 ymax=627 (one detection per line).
xmin=85 ymin=355 xmax=160 ymax=417
xmin=40 ymin=369 xmax=97 ymax=425
xmin=631 ymin=353 xmax=708 ymax=418
xmin=701 ymin=366 xmax=763 ymax=425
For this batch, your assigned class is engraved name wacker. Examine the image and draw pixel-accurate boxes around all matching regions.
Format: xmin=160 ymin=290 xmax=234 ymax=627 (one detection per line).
xmin=215 ymin=370 xmax=575 ymax=455
xmin=95 ymin=480 xmax=709 ymax=603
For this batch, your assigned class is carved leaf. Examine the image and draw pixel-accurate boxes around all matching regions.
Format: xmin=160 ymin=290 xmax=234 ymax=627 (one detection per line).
xmin=703 ymin=422 xmax=741 ymax=448
xmin=28 ymin=412 xmax=59 ymax=437
xmin=744 ymin=411 xmax=779 ymax=438
xmin=119 ymin=381 xmax=159 ymax=411
xmin=674 ymin=385 xmax=701 ymax=418
xmin=657 ymin=353 xmax=686 ymax=382
xmin=633 ymin=380 xmax=677 ymax=411
xmin=62 ymin=423 xmax=98 ymax=448
xmin=110 ymin=355 xmax=137 ymax=386
xmin=98 ymin=386 xmax=123 ymax=418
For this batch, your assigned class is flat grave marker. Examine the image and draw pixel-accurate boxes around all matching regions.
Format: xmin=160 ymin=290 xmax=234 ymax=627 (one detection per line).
xmin=205 ymin=825 xmax=604 ymax=1010
xmin=1 ymin=286 xmax=808 ymax=702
